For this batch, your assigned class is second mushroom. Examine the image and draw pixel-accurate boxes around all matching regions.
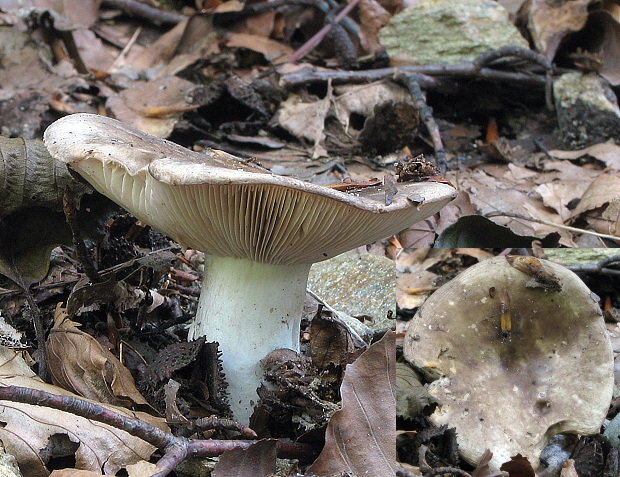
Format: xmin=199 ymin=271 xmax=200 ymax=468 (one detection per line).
xmin=44 ymin=113 xmax=457 ymax=423
xmin=403 ymin=255 xmax=614 ymax=470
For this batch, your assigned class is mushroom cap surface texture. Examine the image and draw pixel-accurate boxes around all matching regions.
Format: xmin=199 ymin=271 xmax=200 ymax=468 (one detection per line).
xmin=403 ymin=256 xmax=614 ymax=470
xmin=43 ymin=113 xmax=456 ymax=265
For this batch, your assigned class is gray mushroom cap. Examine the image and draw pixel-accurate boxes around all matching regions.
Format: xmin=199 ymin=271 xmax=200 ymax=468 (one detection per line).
xmin=44 ymin=113 xmax=457 ymax=265
xmin=403 ymin=256 xmax=614 ymax=470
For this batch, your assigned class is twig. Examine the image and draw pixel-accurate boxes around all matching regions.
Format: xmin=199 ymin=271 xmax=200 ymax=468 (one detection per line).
xmin=289 ymin=0 xmax=361 ymax=63
xmin=109 ymin=25 xmax=142 ymax=71
xmin=101 ymin=0 xmax=186 ymax=26
xmin=281 ymin=46 xmax=555 ymax=89
xmin=566 ymin=254 xmax=620 ymax=276
xmin=396 ymin=467 xmax=420 ymax=477
xmin=175 ymin=416 xmax=257 ymax=438
xmin=424 ymin=468 xmax=472 ymax=477
xmin=396 ymin=74 xmax=447 ymax=174
xmin=63 ymin=188 xmax=101 ymax=283
xmin=23 ymin=290 xmax=48 ymax=382
xmin=485 ymin=211 xmax=620 ymax=243
xmin=0 ymin=386 xmax=315 ymax=477
xmin=473 ymin=46 xmax=553 ymax=71
xmin=166 ymin=283 xmax=201 ymax=297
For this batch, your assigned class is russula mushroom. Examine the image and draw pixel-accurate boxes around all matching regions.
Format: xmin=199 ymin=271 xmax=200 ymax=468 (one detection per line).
xmin=403 ymin=256 xmax=614 ymax=470
xmin=44 ymin=113 xmax=457 ymax=423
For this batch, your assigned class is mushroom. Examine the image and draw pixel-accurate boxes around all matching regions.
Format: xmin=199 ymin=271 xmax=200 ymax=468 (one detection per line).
xmin=44 ymin=113 xmax=457 ymax=423
xmin=403 ymin=256 xmax=614 ymax=470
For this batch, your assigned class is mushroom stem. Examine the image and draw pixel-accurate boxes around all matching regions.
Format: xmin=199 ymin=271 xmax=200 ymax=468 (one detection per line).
xmin=189 ymin=255 xmax=311 ymax=423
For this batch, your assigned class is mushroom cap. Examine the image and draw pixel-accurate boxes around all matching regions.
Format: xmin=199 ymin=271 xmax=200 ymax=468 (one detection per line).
xmin=44 ymin=113 xmax=456 ymax=265
xmin=403 ymin=256 xmax=614 ymax=470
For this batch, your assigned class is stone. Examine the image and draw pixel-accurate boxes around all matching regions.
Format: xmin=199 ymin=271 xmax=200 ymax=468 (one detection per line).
xmin=553 ymin=72 xmax=620 ymax=148
xmin=378 ymin=0 xmax=529 ymax=66
xmin=308 ymin=252 xmax=395 ymax=332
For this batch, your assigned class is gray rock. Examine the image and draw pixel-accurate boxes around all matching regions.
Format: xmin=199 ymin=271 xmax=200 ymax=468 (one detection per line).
xmin=308 ymin=252 xmax=395 ymax=333
xmin=553 ymin=72 xmax=620 ymax=148
xmin=378 ymin=0 xmax=528 ymax=65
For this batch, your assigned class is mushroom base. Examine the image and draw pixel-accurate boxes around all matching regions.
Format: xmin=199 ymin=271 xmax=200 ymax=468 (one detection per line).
xmin=189 ymin=255 xmax=311 ymax=424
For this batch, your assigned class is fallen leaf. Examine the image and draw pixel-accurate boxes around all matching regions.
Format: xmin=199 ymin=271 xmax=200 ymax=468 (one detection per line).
xmin=307 ymin=330 xmax=395 ymax=476
xmin=560 ymin=459 xmax=579 ymax=477
xmin=224 ymin=32 xmax=293 ymax=63
xmin=106 ymin=76 xmax=196 ymax=138
xmin=273 ymin=86 xmax=332 ymax=158
xmin=126 ymin=461 xmax=163 ymax=477
xmin=549 ymin=141 xmax=620 ymax=170
xmin=396 ymin=362 xmax=438 ymax=419
xmin=525 ymin=0 xmax=591 ymax=59
xmin=580 ymin=10 xmax=620 ymax=85
xmin=535 ymin=181 xmax=587 ymax=221
xmin=0 ymin=137 xmax=90 ymax=288
xmin=357 ymin=0 xmax=391 ymax=55
xmin=49 ymin=470 xmax=111 ymax=476
xmin=46 ymin=306 xmax=152 ymax=410
xmin=0 ymin=346 xmax=167 ymax=477
xmin=500 ymin=453 xmax=537 ymax=476
xmin=472 ymin=449 xmax=499 ymax=477
xmin=212 ymin=439 xmax=277 ymax=477
xmin=569 ymin=173 xmax=620 ymax=220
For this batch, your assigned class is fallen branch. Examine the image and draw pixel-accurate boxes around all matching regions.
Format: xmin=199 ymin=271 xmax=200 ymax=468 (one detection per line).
xmin=289 ymin=0 xmax=361 ymax=63
xmin=101 ymin=0 xmax=186 ymax=26
xmin=281 ymin=47 xmax=554 ymax=89
xmin=566 ymin=254 xmax=620 ymax=276
xmin=396 ymin=74 xmax=447 ymax=173
xmin=0 ymin=385 xmax=315 ymax=477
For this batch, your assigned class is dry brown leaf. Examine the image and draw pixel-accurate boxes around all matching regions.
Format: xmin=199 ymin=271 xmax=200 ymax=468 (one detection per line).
xmin=126 ymin=461 xmax=163 ymax=477
xmin=307 ymin=331 xmax=395 ymax=476
xmin=526 ymin=0 xmax=592 ymax=59
xmin=560 ymin=459 xmax=579 ymax=477
xmin=471 ymin=449 xmax=496 ymax=477
xmin=580 ymin=10 xmax=620 ymax=85
xmin=549 ymin=141 xmax=620 ymax=170
xmin=106 ymin=75 xmax=196 ymax=137
xmin=47 ymin=306 xmax=151 ymax=410
xmin=224 ymin=32 xmax=293 ymax=63
xmin=212 ymin=440 xmax=277 ymax=477
xmin=358 ymin=0 xmax=391 ymax=55
xmin=0 ymin=346 xmax=167 ymax=477
xmin=603 ymin=198 xmax=620 ymax=237
xmin=500 ymin=453 xmax=538 ymax=476
xmin=569 ymin=173 xmax=620 ymax=219
xmin=1 ymin=0 xmax=101 ymax=28
xmin=534 ymin=181 xmax=588 ymax=221
xmin=49 ymin=470 xmax=111 ymax=476
xmin=273 ymin=85 xmax=333 ymax=158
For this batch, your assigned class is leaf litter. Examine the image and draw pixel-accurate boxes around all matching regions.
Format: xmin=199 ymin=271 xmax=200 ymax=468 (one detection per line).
xmin=0 ymin=0 xmax=618 ymax=475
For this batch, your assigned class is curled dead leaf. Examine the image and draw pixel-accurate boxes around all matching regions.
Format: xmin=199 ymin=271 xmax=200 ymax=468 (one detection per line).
xmin=0 ymin=346 xmax=167 ymax=477
xmin=307 ymin=330 xmax=395 ymax=476
xmin=46 ymin=306 xmax=153 ymax=411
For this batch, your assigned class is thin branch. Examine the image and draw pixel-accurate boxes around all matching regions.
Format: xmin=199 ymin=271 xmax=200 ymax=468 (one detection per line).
xmin=396 ymin=74 xmax=447 ymax=174
xmin=23 ymin=291 xmax=48 ymax=382
xmin=281 ymin=45 xmax=554 ymax=89
xmin=0 ymin=386 xmax=315 ymax=476
xmin=63 ymin=187 xmax=100 ymax=284
xmin=566 ymin=254 xmax=620 ymax=276
xmin=485 ymin=211 xmax=620 ymax=243
xmin=101 ymin=0 xmax=186 ymax=26
xmin=423 ymin=468 xmax=472 ymax=477
xmin=289 ymin=0 xmax=361 ymax=63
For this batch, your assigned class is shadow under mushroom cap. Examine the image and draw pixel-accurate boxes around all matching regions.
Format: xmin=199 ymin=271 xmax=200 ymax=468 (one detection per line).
xmin=403 ymin=256 xmax=614 ymax=470
xmin=44 ymin=113 xmax=457 ymax=264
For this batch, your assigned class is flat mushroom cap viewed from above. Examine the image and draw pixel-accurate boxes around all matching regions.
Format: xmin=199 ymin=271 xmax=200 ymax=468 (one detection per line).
xmin=44 ymin=113 xmax=457 ymax=423
xmin=403 ymin=256 xmax=614 ymax=471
